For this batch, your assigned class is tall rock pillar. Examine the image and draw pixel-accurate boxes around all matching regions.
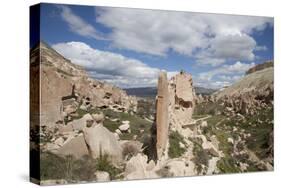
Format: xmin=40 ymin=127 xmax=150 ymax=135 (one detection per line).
xmin=156 ymin=71 xmax=169 ymax=159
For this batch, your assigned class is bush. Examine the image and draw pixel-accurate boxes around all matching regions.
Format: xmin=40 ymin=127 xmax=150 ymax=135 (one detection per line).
xmin=168 ymin=131 xmax=186 ymax=158
xmin=96 ymin=153 xmax=123 ymax=180
xmin=217 ymin=157 xmax=240 ymax=173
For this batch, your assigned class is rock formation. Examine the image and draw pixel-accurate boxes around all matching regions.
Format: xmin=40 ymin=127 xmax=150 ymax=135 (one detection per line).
xmin=30 ymin=42 xmax=137 ymax=128
xmin=154 ymin=71 xmax=196 ymax=160
xmin=168 ymin=71 xmax=196 ymax=130
xmin=83 ymin=113 xmax=123 ymax=164
xmin=155 ymin=71 xmax=169 ymax=159
xmin=214 ymin=64 xmax=273 ymax=116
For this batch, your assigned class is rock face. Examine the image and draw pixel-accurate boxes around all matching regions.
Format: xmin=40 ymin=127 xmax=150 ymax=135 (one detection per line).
xmin=168 ymin=71 xmax=196 ymax=130
xmin=154 ymin=71 xmax=196 ymax=160
xmin=30 ymin=42 xmax=137 ymax=128
xmin=83 ymin=120 xmax=123 ymax=164
xmin=155 ymin=71 xmax=169 ymax=159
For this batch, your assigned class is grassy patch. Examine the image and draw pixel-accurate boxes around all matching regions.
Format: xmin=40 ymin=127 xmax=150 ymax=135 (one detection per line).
xmin=40 ymin=152 xmax=123 ymax=182
xmin=168 ymin=131 xmax=186 ymax=158
xmin=194 ymin=101 xmax=224 ymax=116
xmin=101 ymin=109 xmax=152 ymax=141
xmin=217 ymin=157 xmax=240 ymax=174
xmin=189 ymin=137 xmax=210 ymax=174
xmin=96 ymin=154 xmax=124 ymax=180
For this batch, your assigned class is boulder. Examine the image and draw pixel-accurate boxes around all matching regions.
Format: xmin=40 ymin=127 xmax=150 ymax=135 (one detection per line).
xmin=119 ymin=121 xmax=130 ymax=132
xmin=124 ymin=154 xmax=159 ymax=180
xmin=92 ymin=113 xmax=105 ymax=123
xmin=201 ymin=121 xmax=208 ymax=128
xmin=58 ymin=124 xmax=73 ymax=134
xmin=56 ymin=135 xmax=89 ymax=159
xmin=54 ymin=137 xmax=64 ymax=147
xmin=83 ymin=124 xmax=123 ymax=164
xmin=159 ymin=160 xmax=196 ymax=177
xmin=120 ymin=140 xmax=143 ymax=159
xmin=94 ymin=171 xmax=110 ymax=182
xmin=115 ymin=129 xmax=122 ymax=135
xmin=71 ymin=114 xmax=93 ymax=131
xmin=227 ymin=137 xmax=234 ymax=144
xmin=113 ymin=132 xmax=120 ymax=140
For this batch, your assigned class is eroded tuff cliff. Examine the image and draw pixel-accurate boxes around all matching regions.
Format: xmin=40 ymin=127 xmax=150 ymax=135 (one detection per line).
xmin=30 ymin=42 xmax=137 ymax=128
xmin=155 ymin=71 xmax=196 ymax=160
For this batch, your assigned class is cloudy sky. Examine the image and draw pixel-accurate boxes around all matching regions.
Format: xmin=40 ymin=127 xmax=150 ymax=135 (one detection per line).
xmin=39 ymin=3 xmax=273 ymax=89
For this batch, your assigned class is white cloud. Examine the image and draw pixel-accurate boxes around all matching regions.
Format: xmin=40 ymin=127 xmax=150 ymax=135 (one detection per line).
xmin=255 ymin=45 xmax=268 ymax=51
xmin=204 ymin=34 xmax=256 ymax=61
xmin=195 ymin=61 xmax=255 ymax=88
xmin=96 ymin=7 xmax=272 ymax=64
xmin=52 ymin=41 xmax=164 ymax=88
xmin=58 ymin=6 xmax=106 ymax=40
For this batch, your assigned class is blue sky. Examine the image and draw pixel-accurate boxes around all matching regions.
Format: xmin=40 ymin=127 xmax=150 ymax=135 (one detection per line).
xmin=38 ymin=3 xmax=273 ymax=89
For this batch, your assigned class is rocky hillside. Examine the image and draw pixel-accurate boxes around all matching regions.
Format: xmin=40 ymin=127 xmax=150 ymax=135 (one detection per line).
xmin=214 ymin=63 xmax=273 ymax=116
xmin=246 ymin=60 xmax=273 ymax=75
xmin=193 ymin=62 xmax=274 ymax=173
xmin=30 ymin=42 xmax=137 ymax=128
xmin=31 ymin=43 xmax=274 ymax=184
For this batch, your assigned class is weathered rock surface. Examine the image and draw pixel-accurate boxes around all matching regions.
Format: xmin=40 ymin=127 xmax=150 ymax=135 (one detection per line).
xmin=155 ymin=71 xmax=169 ymax=159
xmin=119 ymin=121 xmax=130 ymax=132
xmin=169 ymin=72 xmax=196 ymax=128
xmin=124 ymin=154 xmax=159 ymax=180
xmin=71 ymin=114 xmax=93 ymax=131
xmin=94 ymin=171 xmax=110 ymax=182
xmin=214 ymin=65 xmax=273 ymax=116
xmin=31 ymin=42 xmax=137 ymax=129
xmin=161 ymin=159 xmax=196 ymax=177
xmin=56 ymin=135 xmax=89 ymax=159
xmin=83 ymin=123 xmax=123 ymax=164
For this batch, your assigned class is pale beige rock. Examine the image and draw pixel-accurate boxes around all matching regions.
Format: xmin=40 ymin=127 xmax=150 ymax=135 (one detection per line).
xmin=54 ymin=137 xmax=64 ymax=147
xmin=201 ymin=121 xmax=208 ymax=128
xmin=31 ymin=42 xmax=137 ymax=129
xmin=92 ymin=113 xmax=104 ymax=123
xmin=56 ymin=135 xmax=89 ymax=159
xmin=94 ymin=171 xmax=110 ymax=182
xmin=124 ymin=154 xmax=159 ymax=180
xmin=115 ymin=129 xmax=122 ymax=135
xmin=161 ymin=159 xmax=196 ymax=177
xmin=71 ymin=114 xmax=93 ymax=131
xmin=168 ymin=72 xmax=196 ymax=132
xmin=119 ymin=121 xmax=130 ymax=132
xmin=155 ymin=71 xmax=169 ymax=159
xmin=83 ymin=124 xmax=123 ymax=164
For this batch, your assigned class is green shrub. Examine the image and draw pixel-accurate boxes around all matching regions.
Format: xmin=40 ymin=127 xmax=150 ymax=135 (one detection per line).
xmin=96 ymin=153 xmax=123 ymax=180
xmin=190 ymin=138 xmax=210 ymax=174
xmin=168 ymin=131 xmax=186 ymax=158
xmin=217 ymin=157 xmax=240 ymax=173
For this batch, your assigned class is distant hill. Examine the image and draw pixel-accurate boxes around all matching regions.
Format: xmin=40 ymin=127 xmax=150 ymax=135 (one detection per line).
xmin=125 ymin=86 xmax=216 ymax=97
xmin=214 ymin=66 xmax=273 ymax=99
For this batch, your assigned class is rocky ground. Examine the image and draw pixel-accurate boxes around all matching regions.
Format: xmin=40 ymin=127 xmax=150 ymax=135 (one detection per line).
xmin=30 ymin=43 xmax=274 ymax=185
